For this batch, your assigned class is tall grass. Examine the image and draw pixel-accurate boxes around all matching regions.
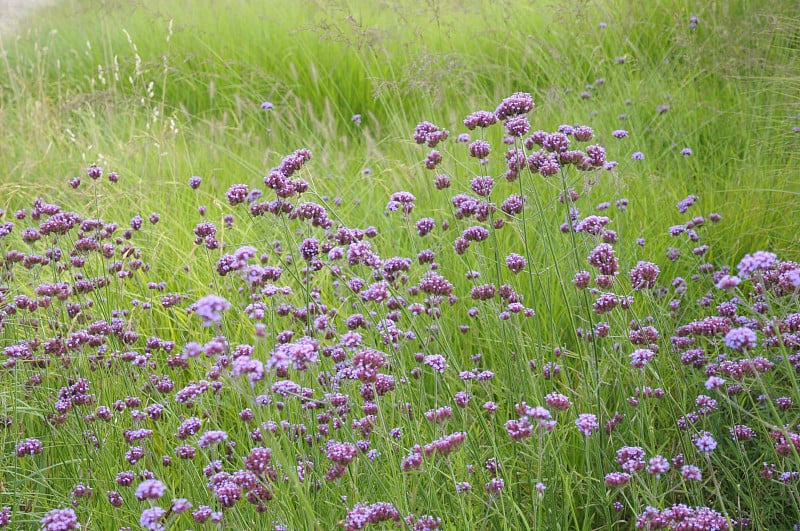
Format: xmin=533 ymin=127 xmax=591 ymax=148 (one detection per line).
xmin=0 ymin=0 xmax=798 ymax=529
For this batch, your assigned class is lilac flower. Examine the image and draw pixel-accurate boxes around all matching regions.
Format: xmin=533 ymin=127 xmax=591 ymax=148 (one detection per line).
xmin=470 ymin=176 xmax=494 ymax=197
xmin=681 ymin=147 xmax=693 ymax=156
xmin=191 ymin=295 xmax=231 ymax=326
xmin=423 ymin=354 xmax=449 ymax=373
xmin=139 ymin=507 xmax=166 ymax=531
xmin=464 ymin=110 xmax=497 ymax=130
xmin=646 ymin=455 xmax=670 ymax=478
xmin=87 ymin=164 xmax=102 ymax=180
xmin=424 ymin=150 xmax=442 ymax=169
xmin=495 ymin=92 xmax=534 ymax=120
xmin=351 ymin=114 xmax=362 ymax=125
xmin=413 ymin=121 xmax=449 ymax=147
xmin=468 ymin=140 xmax=491 ymax=159
xmin=575 ymin=413 xmax=599 ymax=435
xmin=423 ymin=432 xmax=466 ymax=457
xmin=135 ymin=479 xmax=166 ymax=501
xmin=261 ymin=101 xmax=274 ymax=110
xmin=506 ymin=253 xmax=526 ymax=274
xmin=345 ymin=502 xmax=400 ymax=530
xmin=676 ymin=194 xmax=698 ymax=213
xmin=693 ymin=431 xmax=717 ymax=452
xmin=724 ymin=327 xmax=757 ymax=352
xmin=715 ymin=274 xmax=740 ymax=289
xmin=416 ymin=218 xmax=435 ymax=237
xmin=485 ymin=477 xmax=505 ymax=495
xmin=41 ymin=508 xmax=80 ymax=530
xmin=630 ymin=261 xmax=660 ymax=290
xmin=604 ymin=472 xmax=631 ymax=486
xmin=171 ymin=498 xmax=192 ymax=514
xmin=226 ymin=184 xmax=249 ymax=206
xmin=636 ymin=505 xmax=730 ymax=530
xmin=612 ymin=130 xmax=629 ymax=139
xmin=737 ymin=251 xmax=778 ymax=278
xmin=504 ymin=116 xmax=530 ymax=137
xmin=545 ymin=392 xmax=572 ymax=411
xmin=16 ymin=437 xmax=43 ymax=457
xmin=632 ymin=151 xmax=644 ymax=160
xmin=681 ymin=465 xmax=702 ymax=481
xmin=198 ymin=430 xmax=229 ymax=448
xmin=189 ymin=176 xmax=202 ymax=189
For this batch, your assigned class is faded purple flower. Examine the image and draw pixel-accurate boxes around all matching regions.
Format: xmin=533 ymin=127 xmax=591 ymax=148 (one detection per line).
xmin=191 ymin=295 xmax=231 ymax=327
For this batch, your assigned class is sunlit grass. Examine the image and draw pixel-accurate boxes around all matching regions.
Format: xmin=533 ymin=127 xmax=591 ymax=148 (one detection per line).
xmin=0 ymin=0 xmax=798 ymax=529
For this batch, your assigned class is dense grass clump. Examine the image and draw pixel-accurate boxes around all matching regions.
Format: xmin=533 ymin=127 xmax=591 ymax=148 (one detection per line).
xmin=1 ymin=0 xmax=799 ymax=529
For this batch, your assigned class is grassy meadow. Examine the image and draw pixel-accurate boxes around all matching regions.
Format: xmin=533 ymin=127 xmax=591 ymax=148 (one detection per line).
xmin=1 ymin=0 xmax=799 ymax=528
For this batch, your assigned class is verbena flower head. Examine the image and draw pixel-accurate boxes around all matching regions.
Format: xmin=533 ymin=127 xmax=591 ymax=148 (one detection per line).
xmin=41 ymin=508 xmax=80 ymax=530
xmin=630 ymin=261 xmax=660 ymax=290
xmin=413 ymin=121 xmax=449 ymax=148
xmin=87 ymin=164 xmax=102 ymax=180
xmin=495 ymin=92 xmax=534 ymax=120
xmin=575 ymin=413 xmax=599 ymax=435
xmin=737 ymin=251 xmax=777 ymax=279
xmin=261 ymin=101 xmax=274 ymax=110
xmin=16 ymin=437 xmax=43 ymax=457
xmin=135 ymin=479 xmax=166 ymax=501
xmin=464 ymin=110 xmax=498 ymax=130
xmin=191 ymin=295 xmax=231 ymax=327
xmin=139 ymin=506 xmax=166 ymax=531
xmin=724 ymin=327 xmax=757 ymax=352
xmin=693 ymin=431 xmax=717 ymax=452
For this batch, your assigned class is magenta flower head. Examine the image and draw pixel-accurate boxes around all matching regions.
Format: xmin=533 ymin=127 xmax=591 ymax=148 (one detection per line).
xmin=575 ymin=413 xmax=599 ymax=435
xmin=87 ymin=164 xmax=102 ymax=180
xmin=261 ymin=101 xmax=274 ymax=110
xmin=16 ymin=437 xmax=43 ymax=457
xmin=464 ymin=110 xmax=498 ymax=130
xmin=41 ymin=508 xmax=80 ymax=530
xmin=506 ymin=253 xmax=526 ymax=274
xmin=226 ymin=184 xmax=249 ymax=206
xmin=630 ymin=261 xmax=660 ymax=290
xmin=191 ymin=295 xmax=231 ymax=326
xmin=495 ymin=92 xmax=534 ymax=120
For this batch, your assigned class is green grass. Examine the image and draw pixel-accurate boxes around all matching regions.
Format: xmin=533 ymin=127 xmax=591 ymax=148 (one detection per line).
xmin=1 ymin=0 xmax=799 ymax=529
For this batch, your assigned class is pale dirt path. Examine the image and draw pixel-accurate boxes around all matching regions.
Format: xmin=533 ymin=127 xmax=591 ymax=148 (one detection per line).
xmin=0 ymin=0 xmax=58 ymax=37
